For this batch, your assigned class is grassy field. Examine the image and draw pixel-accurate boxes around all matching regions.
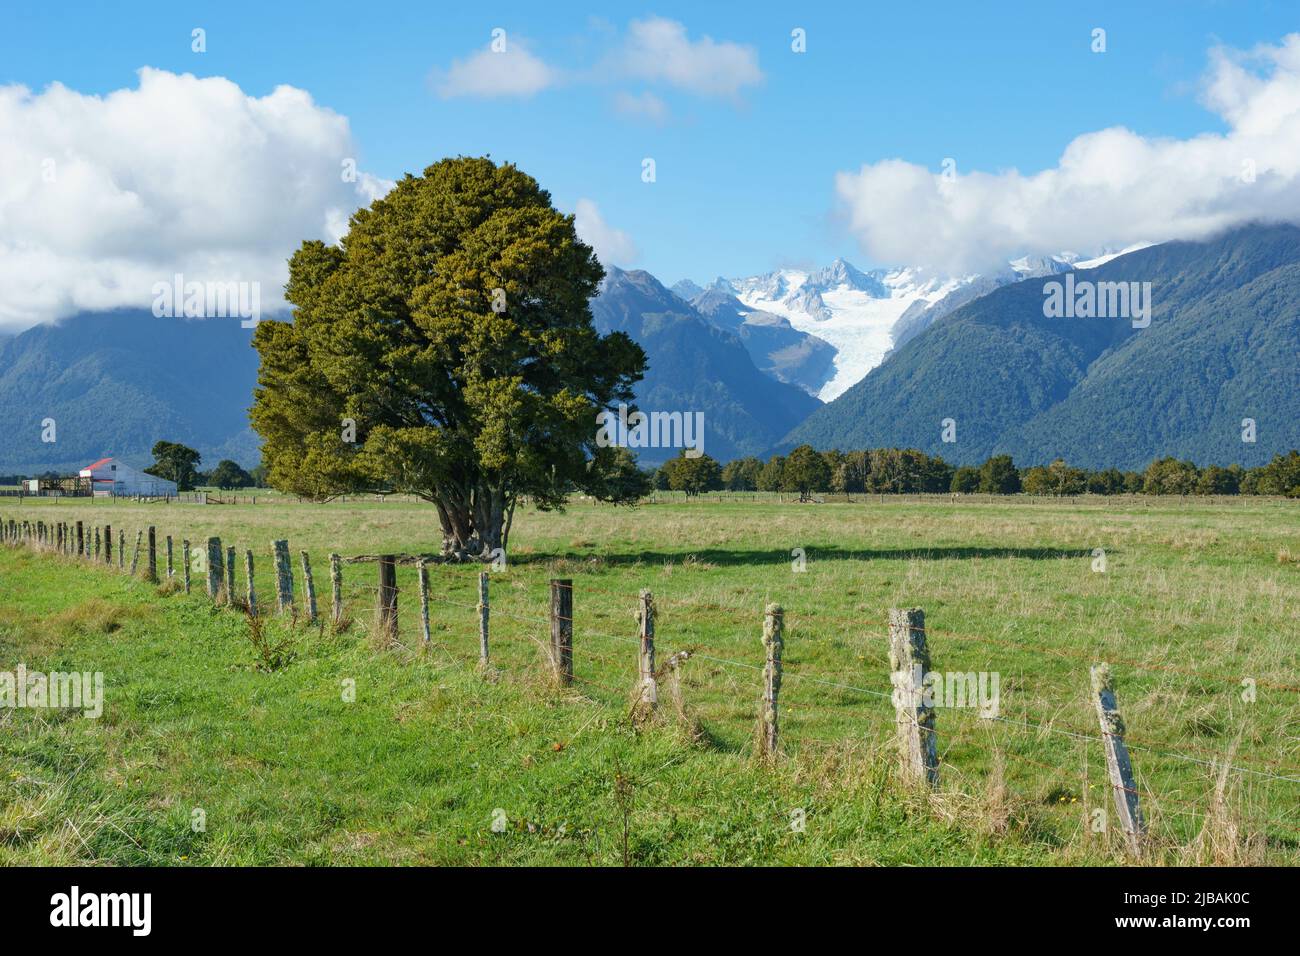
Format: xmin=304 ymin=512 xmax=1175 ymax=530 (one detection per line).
xmin=1 ymin=494 xmax=1297 ymax=865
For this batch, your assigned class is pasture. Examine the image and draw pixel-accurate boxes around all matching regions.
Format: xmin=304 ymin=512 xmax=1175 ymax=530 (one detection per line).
xmin=1 ymin=493 xmax=1297 ymax=865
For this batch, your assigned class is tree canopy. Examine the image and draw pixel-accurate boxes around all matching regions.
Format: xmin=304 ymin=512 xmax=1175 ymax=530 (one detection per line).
xmin=250 ymin=157 xmax=646 ymax=558
xmin=145 ymin=441 xmax=201 ymax=491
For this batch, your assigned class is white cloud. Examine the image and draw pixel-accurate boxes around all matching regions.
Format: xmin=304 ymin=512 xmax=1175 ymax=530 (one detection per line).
xmin=573 ymin=198 xmax=637 ymax=267
xmin=0 ymin=68 xmax=391 ymax=333
xmin=434 ymin=40 xmax=558 ymax=99
xmin=612 ymin=90 xmax=668 ymax=124
xmin=835 ymin=34 xmax=1300 ymax=273
xmin=433 ymin=18 xmax=761 ymax=105
xmin=616 ymin=17 xmax=762 ymax=98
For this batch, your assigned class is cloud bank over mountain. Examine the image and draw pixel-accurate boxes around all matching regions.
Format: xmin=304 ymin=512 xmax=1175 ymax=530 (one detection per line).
xmin=0 ymin=68 xmax=389 ymax=333
xmin=835 ymin=35 xmax=1300 ymax=273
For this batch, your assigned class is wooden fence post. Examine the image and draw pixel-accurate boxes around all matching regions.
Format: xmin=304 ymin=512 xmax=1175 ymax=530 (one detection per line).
xmin=206 ymin=537 xmax=223 ymax=599
xmin=245 ymin=550 xmax=257 ymax=617
xmin=637 ymin=589 xmax=657 ymax=715
xmin=130 ymin=530 xmax=143 ymax=576
xmin=416 ymin=558 xmax=431 ymax=644
xmin=182 ymin=539 xmax=191 ymax=593
xmin=1090 ymin=663 xmax=1145 ymax=855
xmin=146 ymin=526 xmax=157 ymax=583
xmin=118 ymin=530 xmax=125 ymax=569
xmin=549 ymin=579 xmax=573 ymax=686
xmin=76 ymin=521 xmax=84 ymax=557
xmin=104 ymin=524 xmax=112 ymax=564
xmin=887 ymin=607 xmax=939 ymax=788
xmin=94 ymin=527 xmax=101 ymax=560
xmin=329 ymin=553 xmax=342 ymax=626
xmin=166 ymin=536 xmax=173 ymax=578
xmin=300 ymin=551 xmax=318 ymax=624
xmin=758 ymin=603 xmax=783 ymax=758
xmin=226 ymin=547 xmax=236 ymax=606
xmin=376 ymin=556 xmax=398 ymax=642
xmin=477 ymin=572 xmax=490 ymax=667
xmin=273 ymin=540 xmax=294 ymax=614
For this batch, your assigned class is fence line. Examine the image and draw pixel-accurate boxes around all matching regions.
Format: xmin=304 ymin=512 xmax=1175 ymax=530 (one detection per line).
xmin=2 ymin=512 xmax=1297 ymax=856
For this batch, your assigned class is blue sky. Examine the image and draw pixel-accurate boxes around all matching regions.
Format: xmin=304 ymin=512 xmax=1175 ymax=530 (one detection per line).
xmin=4 ymin=0 xmax=1300 ymax=296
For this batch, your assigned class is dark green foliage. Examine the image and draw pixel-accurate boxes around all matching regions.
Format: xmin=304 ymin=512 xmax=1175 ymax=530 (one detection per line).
xmin=146 ymin=441 xmax=202 ymax=491
xmin=660 ymin=451 xmax=723 ymax=496
xmin=208 ymin=459 xmax=253 ymax=490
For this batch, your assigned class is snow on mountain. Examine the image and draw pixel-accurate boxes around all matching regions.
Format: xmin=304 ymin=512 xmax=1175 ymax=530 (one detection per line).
xmin=681 ymin=245 xmax=1155 ymax=403
xmin=727 ymin=259 xmax=967 ymax=401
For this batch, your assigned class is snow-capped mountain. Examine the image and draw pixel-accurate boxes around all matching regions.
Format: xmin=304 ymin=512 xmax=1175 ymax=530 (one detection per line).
xmin=692 ymin=253 xmax=1085 ymax=401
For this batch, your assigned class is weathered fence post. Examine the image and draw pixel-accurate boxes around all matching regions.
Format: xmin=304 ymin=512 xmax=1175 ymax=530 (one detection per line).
xmin=182 ymin=539 xmax=192 ymax=594
xmin=104 ymin=524 xmax=112 ymax=564
xmin=130 ymin=530 xmax=143 ymax=576
xmin=329 ymin=553 xmax=342 ymax=626
xmin=245 ymin=550 xmax=257 ymax=617
xmin=94 ymin=527 xmax=101 ymax=560
xmin=56 ymin=523 xmax=63 ymax=553
xmin=477 ymin=572 xmax=490 ymax=667
xmin=549 ymin=579 xmax=574 ymax=686
xmin=226 ymin=547 xmax=236 ymax=605
xmin=887 ymin=607 xmax=939 ymax=788
xmin=416 ymin=557 xmax=431 ymax=644
xmin=376 ymin=556 xmax=398 ymax=643
xmin=1090 ymin=663 xmax=1145 ymax=855
xmin=146 ymin=526 xmax=157 ymax=583
xmin=118 ymin=530 xmax=125 ymax=569
xmin=758 ymin=603 xmax=783 ymax=758
xmin=272 ymin=540 xmax=294 ymax=614
xmin=166 ymin=536 xmax=173 ymax=578
xmin=206 ymin=537 xmax=223 ymax=599
xmin=76 ymin=521 xmax=84 ymax=558
xmin=636 ymin=589 xmax=657 ymax=716
xmin=300 ymin=551 xmax=318 ymax=624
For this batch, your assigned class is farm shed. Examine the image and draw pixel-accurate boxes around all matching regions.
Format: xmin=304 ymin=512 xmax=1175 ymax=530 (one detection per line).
xmin=79 ymin=458 xmax=178 ymax=497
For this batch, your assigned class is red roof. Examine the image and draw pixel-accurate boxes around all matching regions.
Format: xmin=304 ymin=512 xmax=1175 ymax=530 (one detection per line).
xmin=82 ymin=458 xmax=114 ymax=471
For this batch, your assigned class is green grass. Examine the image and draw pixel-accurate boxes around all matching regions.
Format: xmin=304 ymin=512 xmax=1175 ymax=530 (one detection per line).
xmin=2 ymin=494 xmax=1298 ymax=865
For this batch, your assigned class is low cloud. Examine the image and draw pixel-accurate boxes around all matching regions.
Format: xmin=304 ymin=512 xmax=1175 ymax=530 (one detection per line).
xmin=615 ymin=17 xmax=762 ymax=98
xmin=0 ymin=68 xmax=390 ymax=333
xmin=434 ymin=18 xmax=762 ymax=111
xmin=835 ymin=34 xmax=1300 ymax=273
xmin=433 ymin=38 xmax=559 ymax=99
xmin=574 ymin=198 xmax=637 ymax=267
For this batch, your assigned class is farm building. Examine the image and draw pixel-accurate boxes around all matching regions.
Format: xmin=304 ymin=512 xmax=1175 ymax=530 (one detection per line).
xmin=79 ymin=458 xmax=178 ymax=497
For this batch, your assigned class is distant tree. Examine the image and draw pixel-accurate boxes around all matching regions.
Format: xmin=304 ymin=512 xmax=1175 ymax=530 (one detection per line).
xmin=757 ymin=455 xmax=785 ymax=492
xmin=1020 ymin=466 xmax=1052 ymax=496
xmin=1196 ymin=464 xmax=1239 ymax=495
xmin=832 ymin=450 xmax=870 ymax=493
xmin=1143 ymin=457 xmax=1199 ymax=495
xmin=650 ymin=465 xmax=671 ymax=491
xmin=721 ymin=456 xmax=763 ymax=491
xmin=1121 ymin=471 xmax=1145 ymax=494
xmin=146 ymin=441 xmax=202 ymax=491
xmin=249 ymin=157 xmax=645 ymax=559
xmin=951 ymin=466 xmax=980 ymax=493
xmin=922 ymin=453 xmax=955 ymax=493
xmin=1257 ymin=450 xmax=1300 ymax=497
xmin=589 ymin=448 xmax=651 ymax=502
xmin=663 ymin=451 xmax=722 ymax=496
xmin=782 ymin=444 xmax=832 ymax=500
xmin=209 ymin=459 xmax=253 ymax=489
xmin=1087 ymin=467 xmax=1125 ymax=495
xmin=249 ymin=463 xmax=269 ymax=488
xmin=978 ymin=455 xmax=1021 ymax=494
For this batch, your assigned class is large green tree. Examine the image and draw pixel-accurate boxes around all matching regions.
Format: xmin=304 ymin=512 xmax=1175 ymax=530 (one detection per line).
xmin=145 ymin=441 xmax=202 ymax=491
xmin=251 ymin=157 xmax=646 ymax=559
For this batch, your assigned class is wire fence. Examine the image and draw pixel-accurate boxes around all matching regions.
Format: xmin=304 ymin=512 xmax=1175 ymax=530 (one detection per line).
xmin=3 ymin=512 xmax=1298 ymax=858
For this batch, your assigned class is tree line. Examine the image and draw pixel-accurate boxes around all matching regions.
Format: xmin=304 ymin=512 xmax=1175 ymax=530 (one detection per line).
xmin=652 ymin=446 xmax=1300 ymax=498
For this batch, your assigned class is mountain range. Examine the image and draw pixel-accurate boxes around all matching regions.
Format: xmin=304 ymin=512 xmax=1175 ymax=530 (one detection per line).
xmin=0 ymin=225 xmax=1295 ymax=475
